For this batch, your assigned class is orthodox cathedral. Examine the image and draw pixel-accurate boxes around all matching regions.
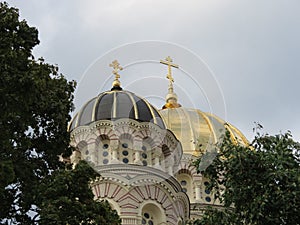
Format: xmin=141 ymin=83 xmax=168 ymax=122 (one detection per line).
xmin=68 ymin=57 xmax=248 ymax=225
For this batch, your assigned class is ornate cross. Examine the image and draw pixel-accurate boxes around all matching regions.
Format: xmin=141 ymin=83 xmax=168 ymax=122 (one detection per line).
xmin=109 ymin=60 xmax=123 ymax=80
xmin=160 ymin=56 xmax=179 ymax=84
xmin=160 ymin=56 xmax=181 ymax=109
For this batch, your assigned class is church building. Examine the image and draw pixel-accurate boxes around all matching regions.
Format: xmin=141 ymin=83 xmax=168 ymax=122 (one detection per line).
xmin=68 ymin=57 xmax=248 ymax=224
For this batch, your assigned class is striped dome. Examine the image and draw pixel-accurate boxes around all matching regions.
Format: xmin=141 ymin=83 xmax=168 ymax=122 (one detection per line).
xmin=69 ymin=89 xmax=166 ymax=130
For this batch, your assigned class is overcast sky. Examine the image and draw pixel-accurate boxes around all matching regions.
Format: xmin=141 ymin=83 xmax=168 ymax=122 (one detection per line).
xmin=6 ymin=0 xmax=300 ymax=140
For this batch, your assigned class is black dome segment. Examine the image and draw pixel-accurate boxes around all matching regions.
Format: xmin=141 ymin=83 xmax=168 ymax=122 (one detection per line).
xmin=69 ymin=90 xmax=166 ymax=130
xmin=115 ymin=91 xmax=136 ymax=119
xmin=95 ymin=93 xmax=115 ymax=120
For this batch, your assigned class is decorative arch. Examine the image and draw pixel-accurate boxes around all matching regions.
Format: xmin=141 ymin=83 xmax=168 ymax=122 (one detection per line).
xmin=75 ymin=140 xmax=94 ymax=162
xmin=138 ymin=127 xmax=163 ymax=148
xmin=139 ymin=200 xmax=166 ymax=225
xmin=89 ymin=164 xmax=190 ymax=224
xmin=176 ymin=171 xmax=193 ymax=202
xmin=162 ymin=144 xmax=171 ymax=157
xmin=175 ymin=157 xmax=203 ymax=203
xmin=70 ymin=118 xmax=182 ymax=173
xmin=95 ymin=122 xmax=118 ymax=140
xmin=177 ymin=161 xmax=198 ymax=179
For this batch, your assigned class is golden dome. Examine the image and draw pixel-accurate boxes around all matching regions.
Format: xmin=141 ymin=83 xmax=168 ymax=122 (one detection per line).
xmin=159 ymin=107 xmax=248 ymax=156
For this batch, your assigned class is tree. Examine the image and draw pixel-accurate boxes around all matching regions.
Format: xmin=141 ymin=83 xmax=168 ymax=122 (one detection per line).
xmin=37 ymin=161 xmax=121 ymax=225
xmin=0 ymin=2 xmax=120 ymax=224
xmin=193 ymin=128 xmax=300 ymax=225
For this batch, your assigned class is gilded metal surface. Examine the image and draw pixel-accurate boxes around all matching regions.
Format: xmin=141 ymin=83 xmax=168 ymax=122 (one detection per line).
xmin=160 ymin=56 xmax=179 ymax=83
xmin=160 ymin=56 xmax=181 ymax=109
xmin=109 ymin=60 xmax=123 ymax=87
xmin=159 ymin=107 xmax=248 ymax=156
xmin=113 ymin=91 xmax=117 ymax=118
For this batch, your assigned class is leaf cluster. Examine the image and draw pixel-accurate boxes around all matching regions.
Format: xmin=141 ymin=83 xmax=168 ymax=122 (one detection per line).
xmin=193 ymin=129 xmax=300 ymax=225
xmin=36 ymin=161 xmax=121 ymax=225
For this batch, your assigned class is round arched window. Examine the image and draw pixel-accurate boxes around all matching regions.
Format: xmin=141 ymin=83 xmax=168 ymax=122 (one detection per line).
xmin=181 ymin=180 xmax=187 ymax=186
xmin=142 ymin=212 xmax=154 ymax=225
xmin=141 ymin=202 xmax=166 ymax=224
xmin=122 ymin=143 xmax=128 ymax=148
xmin=142 ymin=153 xmax=147 ymax=159
xmin=177 ymin=173 xmax=192 ymax=198
xmin=205 ymin=196 xmax=211 ymax=202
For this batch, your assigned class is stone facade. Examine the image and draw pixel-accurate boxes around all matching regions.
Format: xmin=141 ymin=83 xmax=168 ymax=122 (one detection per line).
xmin=69 ymin=81 xmax=247 ymax=224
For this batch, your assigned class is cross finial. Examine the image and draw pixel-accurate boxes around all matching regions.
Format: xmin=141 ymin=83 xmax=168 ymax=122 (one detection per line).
xmin=160 ymin=56 xmax=181 ymax=109
xmin=160 ymin=56 xmax=179 ymax=85
xmin=109 ymin=60 xmax=123 ymax=89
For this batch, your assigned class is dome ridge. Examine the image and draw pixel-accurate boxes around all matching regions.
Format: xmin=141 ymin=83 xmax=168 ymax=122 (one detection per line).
xmin=159 ymin=107 xmax=248 ymax=156
xmin=69 ymin=89 xmax=166 ymax=131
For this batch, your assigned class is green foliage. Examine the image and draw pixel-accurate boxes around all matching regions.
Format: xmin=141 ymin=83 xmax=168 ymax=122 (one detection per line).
xmin=0 ymin=2 xmax=120 ymax=224
xmin=0 ymin=2 xmax=75 ymax=223
xmin=193 ymin=129 xmax=300 ymax=225
xmin=37 ymin=161 xmax=121 ymax=225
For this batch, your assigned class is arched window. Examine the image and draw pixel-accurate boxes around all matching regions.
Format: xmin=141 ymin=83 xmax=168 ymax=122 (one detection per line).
xmin=176 ymin=172 xmax=193 ymax=201
xmin=141 ymin=203 xmax=166 ymax=225
xmin=202 ymin=179 xmax=213 ymax=204
xmin=141 ymin=137 xmax=155 ymax=166
xmin=119 ymin=133 xmax=133 ymax=164
xmin=96 ymin=135 xmax=110 ymax=165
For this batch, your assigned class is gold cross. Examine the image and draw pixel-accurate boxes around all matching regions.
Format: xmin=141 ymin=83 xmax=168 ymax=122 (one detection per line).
xmin=160 ymin=56 xmax=179 ymax=84
xmin=109 ymin=60 xmax=123 ymax=80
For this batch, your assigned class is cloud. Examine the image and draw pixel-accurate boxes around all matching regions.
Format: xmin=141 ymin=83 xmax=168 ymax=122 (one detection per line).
xmin=5 ymin=0 xmax=300 ymax=139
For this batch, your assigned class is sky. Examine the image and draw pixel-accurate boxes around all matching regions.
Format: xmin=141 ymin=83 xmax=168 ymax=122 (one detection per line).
xmin=6 ymin=0 xmax=300 ymax=140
